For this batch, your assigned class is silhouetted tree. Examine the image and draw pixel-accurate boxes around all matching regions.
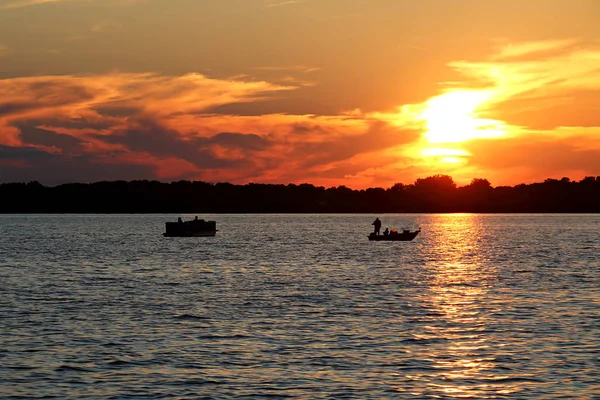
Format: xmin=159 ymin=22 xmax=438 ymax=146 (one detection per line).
xmin=407 ymin=175 xmax=457 ymax=212
xmin=458 ymin=178 xmax=493 ymax=212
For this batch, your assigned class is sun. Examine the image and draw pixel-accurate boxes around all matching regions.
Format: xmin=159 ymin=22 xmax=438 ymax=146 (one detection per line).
xmin=366 ymin=87 xmax=511 ymax=167
xmin=418 ymin=90 xmax=507 ymax=143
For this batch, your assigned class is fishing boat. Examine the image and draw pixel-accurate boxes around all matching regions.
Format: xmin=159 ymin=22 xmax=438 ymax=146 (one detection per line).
xmin=368 ymin=228 xmax=420 ymax=241
xmin=164 ymin=217 xmax=217 ymax=237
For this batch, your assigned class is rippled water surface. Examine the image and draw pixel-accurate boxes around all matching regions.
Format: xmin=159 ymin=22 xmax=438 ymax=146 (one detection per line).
xmin=1 ymin=214 xmax=599 ymax=399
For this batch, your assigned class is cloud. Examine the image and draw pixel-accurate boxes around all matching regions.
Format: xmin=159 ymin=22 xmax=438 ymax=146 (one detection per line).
xmin=0 ymin=71 xmax=420 ymax=187
xmin=265 ymin=0 xmax=305 ymax=8
xmin=447 ymin=39 xmax=600 ymax=128
xmin=0 ymin=144 xmax=156 ymax=184
xmin=350 ymin=38 xmax=600 ymax=186
xmin=0 ymin=0 xmax=143 ymax=9
xmin=1 ymin=38 xmax=599 ymax=188
xmin=0 ymin=72 xmax=294 ymax=127
xmin=90 ymin=20 xmax=118 ymax=33
xmin=490 ymin=39 xmax=579 ymax=61
xmin=0 ymin=0 xmax=146 ymax=10
xmin=1 ymin=0 xmax=63 ymax=9
xmin=97 ymin=116 xmax=237 ymax=170
xmin=253 ymin=65 xmax=320 ymax=73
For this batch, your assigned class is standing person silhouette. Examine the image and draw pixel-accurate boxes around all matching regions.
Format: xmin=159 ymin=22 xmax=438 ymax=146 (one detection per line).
xmin=372 ymin=217 xmax=382 ymax=236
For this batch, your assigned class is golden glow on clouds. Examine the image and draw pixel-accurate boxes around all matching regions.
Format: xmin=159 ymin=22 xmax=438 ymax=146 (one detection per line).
xmin=361 ymin=39 xmax=600 ymax=185
xmin=451 ymin=39 xmax=600 ymax=103
xmin=421 ymin=148 xmax=470 ymax=158
xmin=440 ymin=157 xmax=464 ymax=164
xmin=421 ymin=148 xmax=470 ymax=165
xmin=1 ymin=36 xmax=599 ymax=187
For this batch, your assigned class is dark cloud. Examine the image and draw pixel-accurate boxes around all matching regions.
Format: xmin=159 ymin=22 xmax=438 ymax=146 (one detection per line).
xmin=0 ymin=144 xmax=56 ymax=160
xmin=95 ymin=118 xmax=254 ymax=169
xmin=0 ymin=102 xmax=38 ymax=116
xmin=24 ymin=80 xmax=95 ymax=105
xmin=100 ymin=130 xmax=228 ymax=169
xmin=18 ymin=125 xmax=85 ymax=153
xmin=206 ymin=132 xmax=269 ymax=151
xmin=0 ymin=145 xmax=155 ymax=185
xmin=95 ymin=105 xmax=142 ymax=118
xmin=209 ymin=96 xmax=339 ymax=116
xmin=0 ymin=160 xmax=155 ymax=186
xmin=290 ymin=121 xmax=328 ymax=136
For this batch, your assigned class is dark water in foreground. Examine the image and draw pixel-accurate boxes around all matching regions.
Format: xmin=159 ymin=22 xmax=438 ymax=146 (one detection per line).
xmin=1 ymin=214 xmax=599 ymax=399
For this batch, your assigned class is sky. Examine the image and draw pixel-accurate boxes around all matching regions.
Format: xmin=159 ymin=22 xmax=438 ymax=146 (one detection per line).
xmin=1 ymin=0 xmax=599 ymax=188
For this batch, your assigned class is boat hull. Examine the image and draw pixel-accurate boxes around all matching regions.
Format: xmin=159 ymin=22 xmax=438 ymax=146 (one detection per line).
xmin=368 ymin=230 xmax=420 ymax=241
xmin=163 ymin=231 xmax=217 ymax=237
xmin=164 ymin=220 xmax=217 ymax=237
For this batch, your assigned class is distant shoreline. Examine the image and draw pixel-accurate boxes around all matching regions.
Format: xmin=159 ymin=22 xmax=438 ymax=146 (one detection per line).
xmin=1 ymin=175 xmax=599 ymax=213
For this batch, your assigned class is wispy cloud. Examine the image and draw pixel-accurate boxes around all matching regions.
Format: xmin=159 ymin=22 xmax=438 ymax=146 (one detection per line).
xmin=90 ymin=20 xmax=118 ymax=33
xmin=265 ymin=0 xmax=304 ymax=8
xmin=371 ymin=39 xmax=600 ymax=131
xmin=447 ymin=39 xmax=600 ymax=130
xmin=253 ymin=65 xmax=320 ymax=73
xmin=0 ymin=0 xmax=143 ymax=9
xmin=1 ymin=0 xmax=62 ymax=9
xmin=490 ymin=38 xmax=579 ymax=61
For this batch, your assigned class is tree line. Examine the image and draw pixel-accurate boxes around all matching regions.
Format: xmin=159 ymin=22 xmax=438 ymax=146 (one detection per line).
xmin=1 ymin=175 xmax=599 ymax=213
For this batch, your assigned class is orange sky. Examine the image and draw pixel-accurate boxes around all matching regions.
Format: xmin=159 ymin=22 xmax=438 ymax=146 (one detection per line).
xmin=1 ymin=0 xmax=599 ymax=188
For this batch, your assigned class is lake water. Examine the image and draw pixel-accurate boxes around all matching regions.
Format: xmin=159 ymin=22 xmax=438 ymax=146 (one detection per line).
xmin=1 ymin=214 xmax=599 ymax=399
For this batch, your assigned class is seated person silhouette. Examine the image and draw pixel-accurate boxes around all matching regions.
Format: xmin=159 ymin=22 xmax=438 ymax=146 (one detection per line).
xmin=383 ymin=228 xmax=389 ymax=236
